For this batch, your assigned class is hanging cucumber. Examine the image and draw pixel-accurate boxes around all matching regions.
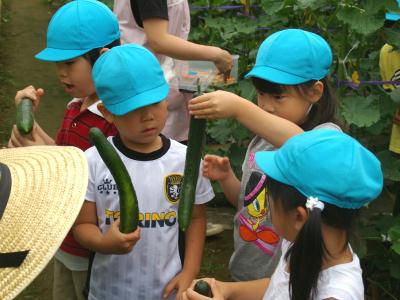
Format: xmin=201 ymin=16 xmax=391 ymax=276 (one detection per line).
xmin=16 ymin=98 xmax=34 ymax=135
xmin=89 ymin=127 xmax=139 ymax=233
xmin=194 ymin=280 xmax=213 ymax=297
xmin=178 ymin=79 xmax=207 ymax=231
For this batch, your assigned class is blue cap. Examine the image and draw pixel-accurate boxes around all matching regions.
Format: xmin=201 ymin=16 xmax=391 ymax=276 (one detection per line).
xmin=386 ymin=0 xmax=400 ymax=21
xmin=92 ymin=44 xmax=169 ymax=115
xmin=35 ymin=0 xmax=120 ymax=62
xmin=255 ymin=130 xmax=383 ymax=209
xmin=245 ymin=29 xmax=332 ymax=85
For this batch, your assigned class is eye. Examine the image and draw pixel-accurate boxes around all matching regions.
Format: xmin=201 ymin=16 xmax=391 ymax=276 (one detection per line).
xmin=65 ymin=60 xmax=76 ymax=65
xmin=273 ymin=94 xmax=285 ymax=100
xmin=252 ymin=200 xmax=260 ymax=212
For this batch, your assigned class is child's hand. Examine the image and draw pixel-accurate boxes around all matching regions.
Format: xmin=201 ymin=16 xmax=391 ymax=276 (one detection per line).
xmin=202 ymin=155 xmax=232 ymax=182
xmin=188 ymin=91 xmax=242 ymax=120
xmin=213 ymin=49 xmax=233 ymax=83
xmin=8 ymin=122 xmax=54 ymax=147
xmin=101 ymin=218 xmax=141 ymax=254
xmin=15 ymin=85 xmax=44 ymax=110
xmin=182 ymin=278 xmax=225 ymax=300
xmin=163 ymin=270 xmax=195 ymax=300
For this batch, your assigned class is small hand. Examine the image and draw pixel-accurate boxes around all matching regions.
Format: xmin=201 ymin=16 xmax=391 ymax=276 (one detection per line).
xmin=8 ymin=122 xmax=53 ymax=147
xmin=102 ymin=218 xmax=141 ymax=254
xmin=213 ymin=49 xmax=233 ymax=83
xmin=202 ymin=155 xmax=232 ymax=181
xmin=15 ymin=85 xmax=44 ymax=110
xmin=188 ymin=91 xmax=241 ymax=119
xmin=163 ymin=270 xmax=195 ymax=300
xmin=182 ymin=278 xmax=225 ymax=300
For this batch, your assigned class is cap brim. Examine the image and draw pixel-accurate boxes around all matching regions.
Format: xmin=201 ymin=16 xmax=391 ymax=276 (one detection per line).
xmin=255 ymin=151 xmax=290 ymax=185
xmin=0 ymin=146 xmax=88 ymax=300
xmin=35 ymin=47 xmax=90 ymax=62
xmin=386 ymin=12 xmax=400 ymax=21
xmin=245 ymin=66 xmax=310 ymax=85
xmin=106 ymin=82 xmax=170 ymax=116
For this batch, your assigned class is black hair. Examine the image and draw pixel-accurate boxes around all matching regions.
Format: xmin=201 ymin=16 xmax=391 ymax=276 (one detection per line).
xmin=266 ymin=176 xmax=359 ymax=300
xmin=251 ymin=77 xmax=338 ymax=130
xmin=82 ymin=38 xmax=121 ymax=66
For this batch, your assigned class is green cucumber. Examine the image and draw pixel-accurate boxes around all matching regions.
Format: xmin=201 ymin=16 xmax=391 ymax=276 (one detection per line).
xmin=194 ymin=280 xmax=213 ymax=297
xmin=16 ymin=98 xmax=34 ymax=135
xmin=178 ymin=80 xmax=206 ymax=231
xmin=89 ymin=127 xmax=139 ymax=233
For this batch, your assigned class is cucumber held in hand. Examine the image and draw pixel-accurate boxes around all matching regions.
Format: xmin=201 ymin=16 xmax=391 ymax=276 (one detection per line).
xmin=89 ymin=127 xmax=139 ymax=233
xmin=16 ymin=98 xmax=34 ymax=135
xmin=194 ymin=280 xmax=213 ymax=297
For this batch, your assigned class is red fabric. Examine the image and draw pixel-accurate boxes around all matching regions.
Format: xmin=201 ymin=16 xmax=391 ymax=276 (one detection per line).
xmin=56 ymin=100 xmax=117 ymax=257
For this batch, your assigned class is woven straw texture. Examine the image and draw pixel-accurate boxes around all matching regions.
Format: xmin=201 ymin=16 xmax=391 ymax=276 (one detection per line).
xmin=0 ymin=146 xmax=88 ymax=300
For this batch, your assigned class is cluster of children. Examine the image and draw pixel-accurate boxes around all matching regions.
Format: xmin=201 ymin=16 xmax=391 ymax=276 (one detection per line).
xmin=5 ymin=0 xmax=385 ymax=299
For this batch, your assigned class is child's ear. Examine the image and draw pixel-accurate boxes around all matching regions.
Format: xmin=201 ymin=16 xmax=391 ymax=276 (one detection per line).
xmin=309 ymin=80 xmax=324 ymax=104
xmin=294 ymin=206 xmax=309 ymax=232
xmin=97 ymin=103 xmax=114 ymax=124
xmin=99 ymin=48 xmax=110 ymax=55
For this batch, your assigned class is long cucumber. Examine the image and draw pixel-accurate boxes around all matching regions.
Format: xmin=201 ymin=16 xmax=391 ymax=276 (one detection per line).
xmin=89 ymin=127 xmax=139 ymax=233
xmin=16 ymin=98 xmax=34 ymax=135
xmin=178 ymin=80 xmax=207 ymax=231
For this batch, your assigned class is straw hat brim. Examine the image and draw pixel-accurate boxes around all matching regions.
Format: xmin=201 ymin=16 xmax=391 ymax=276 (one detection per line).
xmin=0 ymin=146 xmax=88 ymax=300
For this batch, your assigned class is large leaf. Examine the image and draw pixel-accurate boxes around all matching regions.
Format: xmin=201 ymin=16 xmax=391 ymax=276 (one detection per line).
xmin=377 ymin=150 xmax=400 ymax=181
xmin=259 ymin=0 xmax=285 ymax=16
xmin=341 ymin=95 xmax=380 ymax=127
xmin=336 ymin=4 xmax=385 ymax=35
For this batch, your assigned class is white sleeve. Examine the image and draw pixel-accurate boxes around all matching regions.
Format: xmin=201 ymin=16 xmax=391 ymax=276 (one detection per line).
xmin=194 ymin=160 xmax=215 ymax=205
xmin=313 ymin=122 xmax=342 ymax=131
xmin=84 ymin=146 xmax=98 ymax=203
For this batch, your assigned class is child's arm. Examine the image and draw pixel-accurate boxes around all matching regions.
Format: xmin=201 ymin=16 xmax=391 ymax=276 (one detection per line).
xmin=188 ymin=91 xmax=303 ymax=148
xmin=203 ymin=155 xmax=240 ymax=208
xmin=163 ymin=204 xmax=207 ymax=299
xmin=143 ymin=18 xmax=232 ymax=79
xmin=182 ymin=277 xmax=270 ymax=300
xmin=73 ymin=201 xmax=140 ymax=254
xmin=15 ymin=85 xmax=44 ymax=109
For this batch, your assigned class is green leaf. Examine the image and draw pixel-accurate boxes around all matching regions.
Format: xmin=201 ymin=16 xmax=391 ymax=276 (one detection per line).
xmin=341 ymin=95 xmax=380 ymax=127
xmin=384 ymin=27 xmax=400 ymax=50
xmin=390 ymin=87 xmax=400 ymax=104
xmin=259 ymin=0 xmax=285 ymax=16
xmin=392 ymin=242 xmax=400 ymax=255
xmin=377 ymin=150 xmax=400 ymax=181
xmin=389 ymin=225 xmax=400 ymax=242
xmin=337 ymin=5 xmax=384 ymax=35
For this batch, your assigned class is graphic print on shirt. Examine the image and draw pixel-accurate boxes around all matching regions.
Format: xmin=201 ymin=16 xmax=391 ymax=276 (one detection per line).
xmin=239 ymin=171 xmax=280 ymax=256
xmin=164 ymin=173 xmax=183 ymax=204
xmin=101 ymin=174 xmax=181 ymax=228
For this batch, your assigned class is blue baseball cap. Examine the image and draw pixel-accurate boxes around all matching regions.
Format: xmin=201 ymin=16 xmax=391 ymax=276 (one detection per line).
xmin=35 ymin=0 xmax=120 ymax=62
xmin=386 ymin=0 xmax=400 ymax=21
xmin=245 ymin=29 xmax=332 ymax=85
xmin=92 ymin=44 xmax=169 ymax=115
xmin=255 ymin=130 xmax=383 ymax=209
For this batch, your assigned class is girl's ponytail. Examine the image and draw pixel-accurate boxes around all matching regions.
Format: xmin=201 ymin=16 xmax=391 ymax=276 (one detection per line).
xmin=287 ymin=207 xmax=324 ymax=300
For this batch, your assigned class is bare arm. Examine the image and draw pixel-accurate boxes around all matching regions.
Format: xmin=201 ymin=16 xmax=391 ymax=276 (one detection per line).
xmin=222 ymin=278 xmax=270 ymax=300
xmin=73 ymin=201 xmax=140 ymax=254
xmin=189 ymin=91 xmax=303 ymax=148
xmin=143 ymin=18 xmax=232 ymax=75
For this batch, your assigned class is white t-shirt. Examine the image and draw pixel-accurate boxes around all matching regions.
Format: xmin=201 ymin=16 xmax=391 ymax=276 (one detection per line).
xmin=263 ymin=240 xmax=364 ymax=300
xmin=85 ymin=135 xmax=214 ymax=300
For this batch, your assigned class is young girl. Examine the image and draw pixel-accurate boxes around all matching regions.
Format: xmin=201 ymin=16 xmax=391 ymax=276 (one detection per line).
xmin=114 ymin=0 xmax=233 ymax=143
xmin=187 ymin=29 xmax=341 ymax=281
xmin=8 ymin=1 xmax=120 ymax=299
xmin=183 ymin=129 xmax=383 ymax=300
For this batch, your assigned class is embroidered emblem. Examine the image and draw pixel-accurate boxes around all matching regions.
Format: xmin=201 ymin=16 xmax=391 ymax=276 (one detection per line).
xmin=164 ymin=173 xmax=183 ymax=204
xmin=97 ymin=178 xmax=118 ymax=195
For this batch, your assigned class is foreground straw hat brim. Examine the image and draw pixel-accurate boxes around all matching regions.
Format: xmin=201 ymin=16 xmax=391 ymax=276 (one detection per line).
xmin=0 ymin=146 xmax=88 ymax=300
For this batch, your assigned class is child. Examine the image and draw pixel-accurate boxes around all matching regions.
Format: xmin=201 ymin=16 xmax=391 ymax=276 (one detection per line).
xmin=73 ymin=44 xmax=215 ymax=300
xmin=113 ymin=0 xmax=233 ymax=143
xmin=7 ymin=1 xmax=120 ymax=299
xmin=188 ymin=29 xmax=341 ymax=281
xmin=183 ymin=129 xmax=383 ymax=300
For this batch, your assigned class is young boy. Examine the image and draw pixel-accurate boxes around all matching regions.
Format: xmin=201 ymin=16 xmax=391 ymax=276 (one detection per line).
xmin=73 ymin=44 xmax=214 ymax=300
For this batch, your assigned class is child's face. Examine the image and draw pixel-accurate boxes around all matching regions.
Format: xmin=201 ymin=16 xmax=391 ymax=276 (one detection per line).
xmin=256 ymin=82 xmax=323 ymax=125
xmin=56 ymin=56 xmax=95 ymax=98
xmin=269 ymin=196 xmax=305 ymax=242
xmin=105 ymin=100 xmax=168 ymax=150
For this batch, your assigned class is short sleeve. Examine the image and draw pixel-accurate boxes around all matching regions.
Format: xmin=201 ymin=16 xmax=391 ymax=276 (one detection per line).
xmin=132 ymin=0 xmax=169 ymax=26
xmin=84 ymin=146 xmax=98 ymax=203
xmin=313 ymin=122 xmax=342 ymax=131
xmin=194 ymin=160 xmax=215 ymax=205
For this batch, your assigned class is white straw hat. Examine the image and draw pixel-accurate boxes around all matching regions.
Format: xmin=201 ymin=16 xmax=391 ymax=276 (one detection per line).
xmin=0 ymin=146 xmax=88 ymax=300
